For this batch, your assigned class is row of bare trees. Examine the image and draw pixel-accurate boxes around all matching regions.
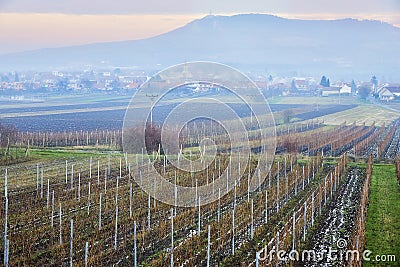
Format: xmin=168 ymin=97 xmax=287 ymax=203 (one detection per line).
xmin=377 ymin=125 xmax=395 ymax=158
xmin=17 ymin=129 xmax=122 ymax=149
xmin=353 ymin=124 xmax=385 ymax=156
xmin=251 ymin=153 xmax=348 ymax=266
xmin=276 ymin=121 xmax=377 ymax=156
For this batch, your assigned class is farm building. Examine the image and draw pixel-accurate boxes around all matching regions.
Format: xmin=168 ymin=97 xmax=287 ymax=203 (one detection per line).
xmin=321 ymin=85 xmax=351 ymax=96
xmin=376 ymin=85 xmax=400 ymax=101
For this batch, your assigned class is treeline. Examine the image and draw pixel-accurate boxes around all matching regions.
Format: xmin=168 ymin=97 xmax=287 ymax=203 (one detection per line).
xmin=1 ymin=121 xmax=123 ymax=164
xmin=18 ymin=130 xmax=122 ymax=150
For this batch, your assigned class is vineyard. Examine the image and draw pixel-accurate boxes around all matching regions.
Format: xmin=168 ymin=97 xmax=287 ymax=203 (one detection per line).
xmin=1 ymin=116 xmax=400 ymax=266
xmin=3 ymin=118 xmax=400 ymax=160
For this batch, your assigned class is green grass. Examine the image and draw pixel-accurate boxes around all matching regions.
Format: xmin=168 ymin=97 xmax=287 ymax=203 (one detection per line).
xmin=304 ymin=104 xmax=400 ymax=126
xmin=364 ymin=164 xmax=400 ymax=266
xmin=267 ymin=96 xmax=400 ymax=126
xmin=29 ymin=148 xmax=98 ymax=159
xmin=382 ymin=101 xmax=400 ymax=112
xmin=1 ymin=147 xmax=122 ymax=164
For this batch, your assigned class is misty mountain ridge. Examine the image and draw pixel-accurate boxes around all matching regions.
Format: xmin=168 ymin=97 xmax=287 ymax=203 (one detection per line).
xmin=1 ymin=14 xmax=400 ymax=80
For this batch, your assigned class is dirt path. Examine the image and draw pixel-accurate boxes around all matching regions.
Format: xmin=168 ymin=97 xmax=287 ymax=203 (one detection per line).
xmin=302 ymin=167 xmax=364 ymax=267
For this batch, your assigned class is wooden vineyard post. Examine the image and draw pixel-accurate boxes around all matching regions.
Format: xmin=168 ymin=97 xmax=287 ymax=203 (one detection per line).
xmin=46 ymin=178 xmax=50 ymax=208
xmin=90 ymin=157 xmax=92 ymax=180
xmin=290 ymin=157 xmax=293 ymax=172
xmin=98 ymin=193 xmax=102 ymax=230
xmin=163 ymin=154 xmax=166 ymax=176
xmin=311 ymin=192 xmax=315 ymax=227
xmin=207 ymin=225 xmax=211 ymax=267
xmin=59 ymin=203 xmax=62 ymax=245
xmin=251 ymin=199 xmax=254 ymax=238
xmin=84 ymin=241 xmax=89 ymax=267
xmin=114 ymin=205 xmax=118 ymax=250
xmin=36 ymin=163 xmax=39 ymax=194
xmin=4 ymin=169 xmax=9 ymax=267
xmin=170 ymin=209 xmax=174 ymax=267
xmin=229 ymin=157 xmax=232 ymax=183
xmin=97 ymin=160 xmax=100 ymax=185
xmin=174 ymin=170 xmax=177 ymax=214
xmin=195 ymin=179 xmax=198 ymax=208
xmin=78 ymin=173 xmax=81 ymax=202
xmin=198 ymin=196 xmax=201 ymax=236
xmin=234 ymin=181 xmax=237 ymax=209
xmin=134 ymin=221 xmax=137 ymax=267
xmin=104 ymin=168 xmax=107 ymax=195
xmin=238 ymin=160 xmax=241 ymax=187
xmin=232 ymin=208 xmax=235 ymax=256
xmin=70 ymin=219 xmax=73 ymax=267
xmin=87 ymin=182 xmax=91 ymax=215
xmin=125 ymin=152 xmax=129 ymax=172
xmin=265 ymin=190 xmax=268 ymax=224
xmin=40 ymin=167 xmax=44 ymax=198
xmin=319 ymin=186 xmax=322 ymax=216
xmin=119 ymin=157 xmax=122 ymax=181
xmin=285 ymin=157 xmax=288 ymax=202
xmin=268 ymin=165 xmax=271 ymax=187
xmin=276 ymin=231 xmax=280 ymax=264
xmin=324 ymin=176 xmax=327 ymax=204
xmin=206 ymin=165 xmax=209 ymax=184
xmin=4 ymin=239 xmax=9 ymax=267
xmin=255 ymin=251 xmax=259 ymax=267
xmin=116 ymin=172 xmax=119 ymax=206
xmin=71 ymin=164 xmax=74 ymax=190
xmin=218 ymin=158 xmax=221 ymax=181
xmin=303 ymin=202 xmax=307 ymax=241
xmin=174 ymin=184 xmax=177 ymax=216
xmin=330 ymin=173 xmax=333 ymax=200
xmin=218 ymin=188 xmax=221 ymax=223
xmin=336 ymin=169 xmax=339 ymax=193
xmin=51 ymin=190 xmax=54 ymax=227
xmin=147 ymin=194 xmax=151 ymax=231
xmin=65 ymin=160 xmax=68 ymax=184
xmin=312 ymin=160 xmax=315 ymax=181
xmin=227 ymin=172 xmax=230 ymax=196
xmin=153 ymin=177 xmax=156 ymax=208
xmin=247 ymin=172 xmax=250 ymax=202
xmin=292 ymin=211 xmax=295 ymax=251
xmin=107 ymin=154 xmax=111 ymax=176
xmin=129 ymin=183 xmax=133 ymax=218
xmin=141 ymin=148 xmax=144 ymax=166
xmin=276 ymin=162 xmax=280 ymax=213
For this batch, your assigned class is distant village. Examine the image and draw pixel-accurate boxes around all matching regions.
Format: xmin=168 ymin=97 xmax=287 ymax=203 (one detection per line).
xmin=0 ymin=68 xmax=147 ymax=95
xmin=1 ymin=68 xmax=400 ymax=102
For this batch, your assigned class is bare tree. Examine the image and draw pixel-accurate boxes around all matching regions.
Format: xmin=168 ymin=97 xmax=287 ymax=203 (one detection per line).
xmin=282 ymin=109 xmax=294 ymax=124
xmin=0 ymin=122 xmax=18 ymax=157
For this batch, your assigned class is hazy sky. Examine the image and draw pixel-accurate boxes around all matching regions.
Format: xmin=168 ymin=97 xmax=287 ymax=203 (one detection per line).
xmin=0 ymin=0 xmax=399 ymax=54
